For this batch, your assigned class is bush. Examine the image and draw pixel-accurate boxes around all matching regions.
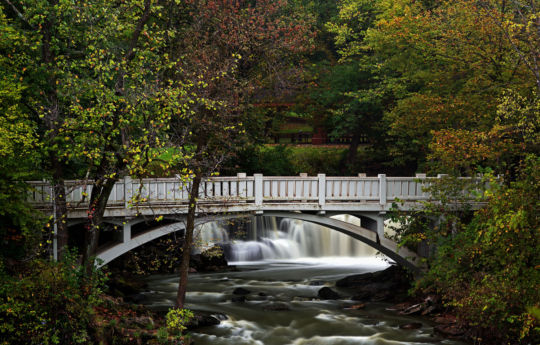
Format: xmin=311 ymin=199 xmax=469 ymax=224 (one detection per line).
xmin=417 ymin=156 xmax=539 ymax=344
xmin=165 ymin=308 xmax=194 ymax=336
xmin=0 ymin=249 xmax=106 ymax=345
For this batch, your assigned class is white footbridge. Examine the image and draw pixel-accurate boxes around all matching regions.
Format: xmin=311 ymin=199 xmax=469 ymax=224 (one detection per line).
xmin=28 ymin=173 xmax=485 ymax=271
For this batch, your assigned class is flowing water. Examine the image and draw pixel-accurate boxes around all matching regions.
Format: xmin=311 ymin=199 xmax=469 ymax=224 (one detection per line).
xmin=141 ymin=216 xmax=466 ymax=345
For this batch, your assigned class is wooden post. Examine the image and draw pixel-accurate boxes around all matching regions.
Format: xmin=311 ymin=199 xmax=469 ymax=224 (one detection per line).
xmin=318 ymin=173 xmax=326 ymax=207
xmin=378 ymin=174 xmax=387 ymax=205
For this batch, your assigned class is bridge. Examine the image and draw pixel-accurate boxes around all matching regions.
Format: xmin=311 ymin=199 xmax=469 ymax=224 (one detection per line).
xmin=28 ymin=173 xmax=485 ymax=272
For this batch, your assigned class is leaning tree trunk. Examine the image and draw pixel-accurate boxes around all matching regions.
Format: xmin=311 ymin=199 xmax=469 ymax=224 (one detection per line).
xmin=81 ymin=178 xmax=116 ymax=275
xmin=175 ymin=170 xmax=203 ymax=309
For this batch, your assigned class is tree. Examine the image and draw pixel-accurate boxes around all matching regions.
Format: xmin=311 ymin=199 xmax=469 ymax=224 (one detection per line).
xmin=0 ymin=10 xmax=43 ymax=262
xmin=1 ymin=0 xmax=188 ymax=270
xmin=165 ymin=0 xmax=315 ymax=308
xmin=363 ymin=0 xmax=537 ymax=173
xmin=316 ymin=0 xmax=388 ymax=171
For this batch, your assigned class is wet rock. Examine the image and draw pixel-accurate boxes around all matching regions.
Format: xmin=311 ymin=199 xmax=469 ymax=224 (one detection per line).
xmin=262 ymin=302 xmax=290 ymax=311
xmin=318 ymin=287 xmax=340 ymax=300
xmin=233 ymin=287 xmax=251 ymax=295
xmin=399 ymin=322 xmax=422 ymax=330
xmin=421 ymin=305 xmax=437 ymax=315
xmin=125 ymin=293 xmax=147 ymax=304
xmin=309 ymin=280 xmax=324 ymax=286
xmin=434 ymin=315 xmax=457 ymax=324
xmin=434 ymin=324 xmax=465 ymax=337
xmin=188 ymin=314 xmax=221 ymax=329
xmin=231 ymin=295 xmax=246 ymax=303
xmin=336 ymin=265 xmax=411 ymax=302
xmin=258 ymin=292 xmax=267 ymax=297
xmin=345 ymin=303 xmax=366 ymax=310
xmin=386 ymin=302 xmax=413 ymax=312
xmin=186 ymin=311 xmax=223 ymax=330
xmin=400 ymin=303 xmax=425 ymax=315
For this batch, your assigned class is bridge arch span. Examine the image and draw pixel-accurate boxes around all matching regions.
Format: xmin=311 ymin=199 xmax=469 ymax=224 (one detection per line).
xmin=96 ymin=212 xmax=422 ymax=273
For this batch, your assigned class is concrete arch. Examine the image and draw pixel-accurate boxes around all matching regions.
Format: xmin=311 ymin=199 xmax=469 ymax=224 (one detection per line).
xmin=96 ymin=214 xmax=250 ymax=267
xmin=96 ymin=212 xmax=423 ymax=273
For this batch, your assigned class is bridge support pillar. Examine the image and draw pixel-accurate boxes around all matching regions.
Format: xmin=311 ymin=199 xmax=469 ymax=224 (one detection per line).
xmin=122 ymin=223 xmax=131 ymax=243
xmin=376 ymin=213 xmax=386 ymax=241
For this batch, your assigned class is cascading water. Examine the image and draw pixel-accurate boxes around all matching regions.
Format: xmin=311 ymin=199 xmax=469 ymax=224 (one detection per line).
xmin=194 ymin=215 xmax=377 ymax=262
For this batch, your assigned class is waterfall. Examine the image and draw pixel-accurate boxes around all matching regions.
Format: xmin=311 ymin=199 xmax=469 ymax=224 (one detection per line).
xmin=194 ymin=215 xmax=376 ymax=261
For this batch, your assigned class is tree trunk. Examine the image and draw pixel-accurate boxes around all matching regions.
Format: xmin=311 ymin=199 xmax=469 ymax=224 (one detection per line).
xmin=81 ymin=178 xmax=116 ymax=274
xmin=342 ymin=131 xmax=361 ymax=173
xmin=175 ymin=170 xmax=203 ymax=309
xmin=52 ymin=161 xmax=68 ymax=260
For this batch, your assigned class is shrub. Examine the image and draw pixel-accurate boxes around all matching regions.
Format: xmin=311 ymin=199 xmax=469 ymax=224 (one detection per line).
xmin=0 ymin=249 xmax=106 ymax=345
xmin=417 ymin=156 xmax=539 ymax=344
xmin=165 ymin=308 xmax=194 ymax=336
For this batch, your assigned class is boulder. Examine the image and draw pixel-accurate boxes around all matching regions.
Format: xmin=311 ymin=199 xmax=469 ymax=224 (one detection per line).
xmin=186 ymin=312 xmax=222 ymax=330
xmin=233 ymin=287 xmax=251 ymax=295
xmin=318 ymin=287 xmax=340 ymax=300
xmin=434 ymin=324 xmax=465 ymax=337
xmin=262 ymin=302 xmax=290 ymax=311
xmin=336 ymin=265 xmax=411 ymax=302
xmin=399 ymin=322 xmax=422 ymax=330
xmin=231 ymin=295 xmax=246 ymax=303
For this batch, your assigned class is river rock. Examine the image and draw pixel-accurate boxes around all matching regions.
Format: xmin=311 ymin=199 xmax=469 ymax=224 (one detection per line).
xmin=399 ymin=322 xmax=422 ymax=330
xmin=231 ymin=295 xmax=246 ymax=303
xmin=233 ymin=287 xmax=251 ymax=295
xmin=434 ymin=324 xmax=465 ymax=337
xmin=262 ymin=302 xmax=290 ymax=311
xmin=400 ymin=303 xmax=425 ymax=315
xmin=187 ymin=312 xmax=222 ymax=329
xmin=345 ymin=303 xmax=366 ymax=310
xmin=318 ymin=287 xmax=340 ymax=300
xmin=336 ymin=265 xmax=411 ymax=302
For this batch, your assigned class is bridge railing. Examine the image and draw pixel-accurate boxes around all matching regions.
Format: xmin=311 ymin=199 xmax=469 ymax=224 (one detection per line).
xmin=27 ymin=173 xmax=485 ymax=209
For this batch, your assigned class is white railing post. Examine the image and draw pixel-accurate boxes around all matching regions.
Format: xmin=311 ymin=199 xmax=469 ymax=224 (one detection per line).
xmin=237 ymin=172 xmax=247 ymax=197
xmin=378 ymin=174 xmax=387 ymax=205
xmin=254 ymin=174 xmax=263 ymax=206
xmin=318 ymin=173 xmax=326 ymax=207
xmin=124 ymin=176 xmax=132 ymax=209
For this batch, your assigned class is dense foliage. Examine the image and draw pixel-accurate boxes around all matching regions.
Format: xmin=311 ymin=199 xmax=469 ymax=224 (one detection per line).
xmin=0 ymin=250 xmax=106 ymax=345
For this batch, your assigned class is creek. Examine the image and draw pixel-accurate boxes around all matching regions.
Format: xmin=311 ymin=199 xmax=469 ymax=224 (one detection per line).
xmin=140 ymin=216 xmax=467 ymax=345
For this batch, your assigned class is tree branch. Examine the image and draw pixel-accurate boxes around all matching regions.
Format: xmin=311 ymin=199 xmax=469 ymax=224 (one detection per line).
xmin=1 ymin=0 xmax=35 ymax=30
